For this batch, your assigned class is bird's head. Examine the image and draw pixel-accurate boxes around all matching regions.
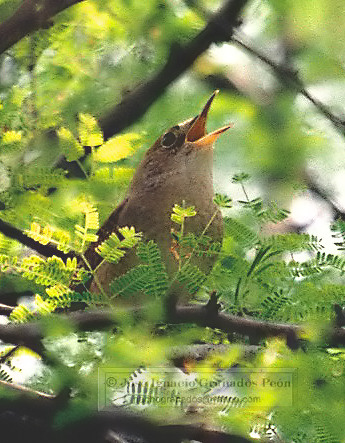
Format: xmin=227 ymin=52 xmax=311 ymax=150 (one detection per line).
xmin=156 ymin=89 xmax=232 ymax=153
xmin=130 ymin=90 xmax=232 ymax=191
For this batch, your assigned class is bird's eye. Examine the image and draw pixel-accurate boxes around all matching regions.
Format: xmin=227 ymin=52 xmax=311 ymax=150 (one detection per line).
xmin=162 ymin=131 xmax=177 ymax=147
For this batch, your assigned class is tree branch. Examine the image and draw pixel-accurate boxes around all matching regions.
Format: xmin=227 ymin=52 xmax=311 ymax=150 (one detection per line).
xmin=303 ymin=170 xmax=345 ymax=221
xmin=0 ymin=309 xmax=115 ymax=354
xmin=0 ymin=291 xmax=34 ymax=308
xmin=170 ymin=343 xmax=259 ymax=363
xmin=0 ymin=217 xmax=75 ymax=260
xmin=62 ymin=407 xmax=255 ymax=443
xmin=231 ymin=34 xmax=345 ymax=135
xmin=54 ymin=0 xmax=248 ymax=174
xmin=0 ymin=379 xmax=255 ymax=443
xmin=173 ymin=304 xmax=302 ymax=349
xmin=0 ymin=378 xmax=55 ymax=403
xmin=0 ymin=304 xmax=344 ymax=355
xmin=98 ymin=0 xmax=248 ymax=140
xmin=0 ymin=0 xmax=85 ymax=56
xmin=0 ymin=345 xmax=19 ymax=364
xmin=185 ymin=0 xmax=345 ymax=136
xmin=0 ymin=380 xmax=71 ymax=443
xmin=0 ymin=303 xmax=15 ymax=316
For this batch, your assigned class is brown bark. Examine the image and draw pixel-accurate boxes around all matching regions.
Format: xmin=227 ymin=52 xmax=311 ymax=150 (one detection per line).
xmin=0 ymin=305 xmax=344 ymax=355
xmin=0 ymin=0 xmax=85 ymax=55
xmin=0 ymin=217 xmax=75 ymax=260
xmin=98 ymin=0 xmax=248 ymax=140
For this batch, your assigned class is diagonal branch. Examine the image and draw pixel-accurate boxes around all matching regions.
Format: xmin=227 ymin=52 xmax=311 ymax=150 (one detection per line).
xmin=0 ymin=380 xmax=255 ymax=443
xmin=303 ymin=170 xmax=345 ymax=221
xmin=0 ymin=0 xmax=85 ymax=56
xmin=231 ymin=34 xmax=345 ymax=135
xmin=173 ymin=304 xmax=302 ymax=349
xmin=0 ymin=217 xmax=75 ymax=260
xmin=0 ymin=344 xmax=19 ymax=364
xmin=185 ymin=0 xmax=345 ymax=136
xmin=98 ymin=0 xmax=248 ymax=140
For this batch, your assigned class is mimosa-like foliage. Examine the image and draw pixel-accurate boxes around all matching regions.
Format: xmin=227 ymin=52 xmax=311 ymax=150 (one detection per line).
xmin=176 ymin=262 xmax=207 ymax=293
xmin=93 ymin=133 xmax=141 ymax=163
xmin=26 ymin=222 xmax=71 ymax=253
xmin=57 ymin=127 xmax=84 ymax=162
xmin=135 ymin=240 xmax=169 ymax=297
xmin=0 ymin=254 xmax=85 ymax=287
xmin=223 ymin=217 xmax=258 ymax=248
xmin=78 ymin=113 xmax=103 ymax=147
xmin=75 ymin=201 xmax=99 ymax=251
xmin=96 ymin=226 xmax=142 ymax=264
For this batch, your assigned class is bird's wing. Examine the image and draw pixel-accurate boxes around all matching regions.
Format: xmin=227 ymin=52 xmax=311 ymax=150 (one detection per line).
xmin=83 ymin=197 xmax=129 ymax=269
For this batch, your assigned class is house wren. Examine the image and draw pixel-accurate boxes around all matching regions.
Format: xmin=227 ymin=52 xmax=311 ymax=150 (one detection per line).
xmin=84 ymin=91 xmax=231 ymax=300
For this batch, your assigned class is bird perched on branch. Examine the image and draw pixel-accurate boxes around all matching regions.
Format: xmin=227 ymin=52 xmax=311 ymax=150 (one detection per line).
xmin=84 ymin=91 xmax=231 ymax=301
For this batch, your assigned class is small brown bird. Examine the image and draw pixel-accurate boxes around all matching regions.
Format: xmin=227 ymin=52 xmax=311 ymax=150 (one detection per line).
xmin=84 ymin=91 xmax=231 ymax=300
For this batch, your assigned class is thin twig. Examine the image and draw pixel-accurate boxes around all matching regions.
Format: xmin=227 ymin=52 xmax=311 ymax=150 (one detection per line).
xmin=231 ymin=34 xmax=345 ymax=134
xmin=98 ymin=0 xmax=248 ymax=140
xmin=0 ymin=1 xmax=248 ymax=254
xmin=63 ymin=407 xmax=255 ymax=443
xmin=186 ymin=0 xmax=345 ymax=136
xmin=81 ymin=254 xmax=108 ymax=300
xmin=303 ymin=170 xmax=345 ymax=221
xmin=0 ymin=378 xmax=55 ymax=400
xmin=0 ymin=217 xmax=76 ymax=260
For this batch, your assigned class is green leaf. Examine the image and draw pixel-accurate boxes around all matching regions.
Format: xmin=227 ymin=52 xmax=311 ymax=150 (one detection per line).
xmin=176 ymin=263 xmax=207 ymax=293
xmin=9 ymin=304 xmax=34 ymax=323
xmin=171 ymin=204 xmax=197 ymax=225
xmin=136 ymin=241 xmax=168 ymax=297
xmin=57 ymin=127 xmax=84 ymax=162
xmin=75 ymin=201 xmax=99 ymax=251
xmin=13 ymin=168 xmax=66 ymax=191
xmin=93 ymin=133 xmax=141 ymax=163
xmin=261 ymin=233 xmax=323 ymax=252
xmin=25 ymin=222 xmax=71 ymax=253
xmin=214 ymin=193 xmax=232 ymax=208
xmin=232 ymin=172 xmax=250 ymax=183
xmin=260 ymin=289 xmax=290 ymax=320
xmin=110 ymin=241 xmax=168 ymax=298
xmin=289 ymin=252 xmax=345 ymax=277
xmin=93 ymin=167 xmax=134 ymax=184
xmin=331 ymin=219 xmax=345 ymax=251
xmin=96 ymin=226 xmax=142 ymax=264
xmin=223 ymin=217 xmax=258 ymax=248
xmin=78 ymin=113 xmax=103 ymax=147
xmin=0 ymin=255 xmax=87 ymax=288
xmin=239 ymin=198 xmax=290 ymax=223
xmin=1 ymin=130 xmax=22 ymax=146
xmin=110 ymin=265 xmax=149 ymax=298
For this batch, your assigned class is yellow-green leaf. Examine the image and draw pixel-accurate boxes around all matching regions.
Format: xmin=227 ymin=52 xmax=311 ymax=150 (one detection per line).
xmin=78 ymin=113 xmax=103 ymax=147
xmin=93 ymin=133 xmax=141 ymax=163
xmin=57 ymin=127 xmax=84 ymax=162
xmin=2 ymin=130 xmax=22 ymax=144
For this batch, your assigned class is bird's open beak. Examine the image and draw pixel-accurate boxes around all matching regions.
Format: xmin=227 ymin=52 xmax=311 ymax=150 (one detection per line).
xmin=186 ymin=90 xmax=232 ymax=148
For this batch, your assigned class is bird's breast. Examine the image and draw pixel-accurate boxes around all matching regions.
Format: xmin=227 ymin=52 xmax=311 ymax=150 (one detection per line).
xmin=91 ymin=171 xmax=222 ymax=295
